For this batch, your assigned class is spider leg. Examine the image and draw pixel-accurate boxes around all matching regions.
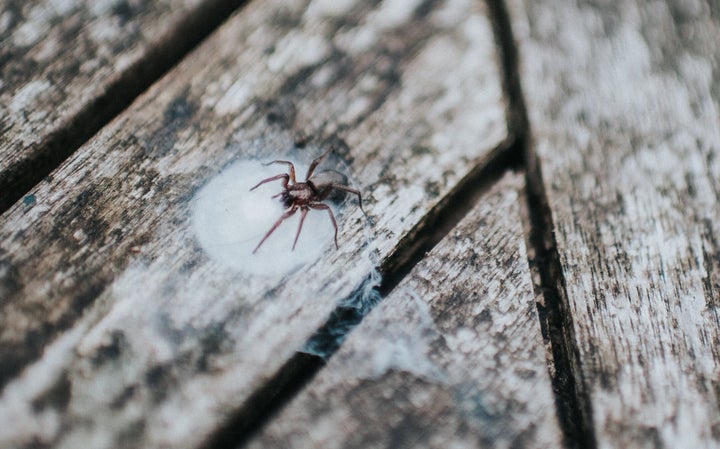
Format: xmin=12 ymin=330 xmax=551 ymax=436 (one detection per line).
xmin=305 ymin=148 xmax=332 ymax=180
xmin=309 ymin=203 xmax=338 ymax=249
xmin=263 ymin=160 xmax=297 ymax=184
xmin=328 ymin=184 xmax=365 ymax=215
xmin=253 ymin=207 xmax=297 ymax=254
xmin=249 ymin=173 xmax=289 ymax=191
xmin=292 ymin=207 xmax=309 ymax=250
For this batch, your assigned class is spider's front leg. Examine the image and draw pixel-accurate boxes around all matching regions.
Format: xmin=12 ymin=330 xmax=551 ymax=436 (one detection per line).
xmin=249 ymin=173 xmax=289 ymax=191
xmin=264 ymin=160 xmax=297 ymax=184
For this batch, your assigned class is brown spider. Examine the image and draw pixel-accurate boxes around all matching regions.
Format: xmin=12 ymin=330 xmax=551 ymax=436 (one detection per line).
xmin=249 ymin=150 xmax=364 ymax=254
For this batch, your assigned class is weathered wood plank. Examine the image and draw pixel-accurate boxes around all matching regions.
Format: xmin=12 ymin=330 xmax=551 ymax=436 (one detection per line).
xmin=0 ymin=0 xmax=508 ymax=447
xmin=0 ymin=0 xmax=240 ymax=211
xmin=248 ymin=173 xmax=563 ymax=449
xmin=510 ymin=0 xmax=720 ymax=446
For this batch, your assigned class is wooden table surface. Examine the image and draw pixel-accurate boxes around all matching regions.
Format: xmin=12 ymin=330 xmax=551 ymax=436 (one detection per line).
xmin=1 ymin=0 xmax=718 ymax=448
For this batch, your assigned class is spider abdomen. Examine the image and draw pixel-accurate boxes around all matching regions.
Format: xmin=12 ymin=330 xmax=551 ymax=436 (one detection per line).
xmin=309 ymin=170 xmax=349 ymax=201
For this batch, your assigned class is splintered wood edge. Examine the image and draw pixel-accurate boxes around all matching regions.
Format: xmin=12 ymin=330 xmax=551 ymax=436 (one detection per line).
xmin=510 ymin=0 xmax=720 ymax=446
xmin=248 ymin=173 xmax=564 ymax=449
xmin=0 ymin=0 xmax=509 ymax=448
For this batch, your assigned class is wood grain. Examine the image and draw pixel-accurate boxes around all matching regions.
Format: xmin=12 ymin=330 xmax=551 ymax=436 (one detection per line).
xmin=510 ymin=0 xmax=720 ymax=446
xmin=247 ymin=173 xmax=563 ymax=449
xmin=0 ymin=0 xmax=241 ymax=211
xmin=0 ymin=0 xmax=508 ymax=447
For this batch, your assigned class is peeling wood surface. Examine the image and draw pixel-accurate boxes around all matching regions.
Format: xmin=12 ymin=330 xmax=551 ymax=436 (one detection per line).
xmin=511 ymin=0 xmax=720 ymax=446
xmin=248 ymin=173 xmax=563 ymax=449
xmin=0 ymin=0 xmax=508 ymax=448
xmin=0 ymin=0 xmax=240 ymax=210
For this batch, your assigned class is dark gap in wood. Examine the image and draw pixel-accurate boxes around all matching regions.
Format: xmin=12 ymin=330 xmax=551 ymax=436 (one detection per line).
xmin=0 ymin=0 xmax=249 ymax=215
xmin=376 ymin=142 xmax=523 ymax=296
xmin=302 ymin=273 xmax=383 ymax=360
xmin=484 ymin=0 xmax=597 ymax=447
xmin=522 ymin=162 xmax=597 ymax=449
xmin=199 ymin=352 xmax=325 ymax=449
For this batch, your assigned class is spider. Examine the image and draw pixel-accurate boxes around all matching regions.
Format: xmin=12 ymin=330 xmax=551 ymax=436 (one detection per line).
xmin=249 ymin=150 xmax=364 ymax=254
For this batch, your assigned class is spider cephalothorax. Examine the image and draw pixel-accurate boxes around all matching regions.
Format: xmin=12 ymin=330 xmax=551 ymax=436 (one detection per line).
xmin=249 ymin=150 xmax=364 ymax=253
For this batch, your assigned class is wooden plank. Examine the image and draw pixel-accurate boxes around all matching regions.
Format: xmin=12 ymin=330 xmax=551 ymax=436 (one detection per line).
xmin=248 ymin=173 xmax=564 ymax=449
xmin=0 ymin=0 xmax=241 ymax=211
xmin=509 ymin=0 xmax=720 ymax=446
xmin=0 ymin=0 xmax=508 ymax=447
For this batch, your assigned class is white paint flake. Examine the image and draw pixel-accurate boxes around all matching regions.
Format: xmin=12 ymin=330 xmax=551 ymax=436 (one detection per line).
xmin=10 ymin=80 xmax=51 ymax=114
xmin=369 ymin=0 xmax=422 ymax=29
xmin=267 ymin=32 xmax=331 ymax=74
xmin=303 ymin=0 xmax=358 ymax=20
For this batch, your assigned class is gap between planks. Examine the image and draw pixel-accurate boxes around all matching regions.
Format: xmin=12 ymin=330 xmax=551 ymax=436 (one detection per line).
xmin=521 ymin=163 xmax=598 ymax=449
xmin=484 ymin=0 xmax=596 ymax=447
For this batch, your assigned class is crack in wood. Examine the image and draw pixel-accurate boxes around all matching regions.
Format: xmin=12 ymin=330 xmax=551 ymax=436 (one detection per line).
xmin=522 ymin=166 xmax=598 ymax=449
xmin=484 ymin=0 xmax=597 ymax=447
